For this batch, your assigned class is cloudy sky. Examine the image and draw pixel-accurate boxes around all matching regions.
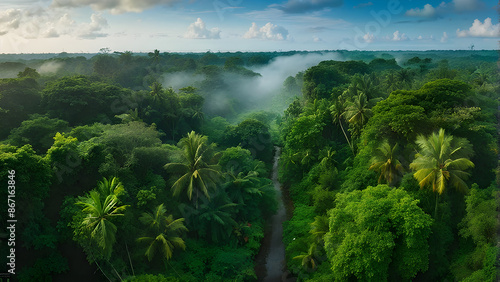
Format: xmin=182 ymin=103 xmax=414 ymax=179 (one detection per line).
xmin=0 ymin=0 xmax=498 ymax=53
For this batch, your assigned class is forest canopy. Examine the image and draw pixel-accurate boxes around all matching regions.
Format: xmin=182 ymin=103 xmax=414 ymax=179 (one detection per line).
xmin=0 ymin=50 xmax=497 ymax=281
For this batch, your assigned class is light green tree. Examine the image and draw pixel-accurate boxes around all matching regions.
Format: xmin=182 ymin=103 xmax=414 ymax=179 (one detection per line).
xmin=410 ymin=128 xmax=474 ymax=217
xmin=324 ymin=185 xmax=433 ymax=281
xmin=164 ymin=131 xmax=220 ymax=207
xmin=76 ymin=181 xmax=129 ymax=260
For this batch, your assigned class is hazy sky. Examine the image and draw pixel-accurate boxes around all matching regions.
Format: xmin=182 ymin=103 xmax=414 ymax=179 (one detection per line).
xmin=0 ymin=0 xmax=498 ymax=53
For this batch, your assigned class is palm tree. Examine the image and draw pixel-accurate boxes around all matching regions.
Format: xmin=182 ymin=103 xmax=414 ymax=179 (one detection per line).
xmin=224 ymin=170 xmax=263 ymax=205
xmin=192 ymin=191 xmax=237 ymax=243
xmin=410 ymin=128 xmax=474 ymax=217
xmin=76 ymin=190 xmax=129 ymax=260
xmin=344 ymin=92 xmax=372 ymax=137
xmin=319 ymin=147 xmax=336 ymax=169
xmin=384 ymin=72 xmax=398 ymax=93
xmin=96 ymin=176 xmax=124 ymax=199
xmin=369 ymin=140 xmax=404 ymax=186
xmin=293 ymin=243 xmax=320 ymax=272
xmin=354 ymin=74 xmax=380 ymax=99
xmin=330 ymin=97 xmax=354 ymax=155
xmin=148 ymin=49 xmax=160 ymax=64
xmin=164 ymin=131 xmax=220 ymax=207
xmin=396 ymin=68 xmax=414 ymax=89
xmin=137 ymin=204 xmax=188 ymax=261
xmin=310 ymin=215 xmax=329 ymax=244
xmin=149 ymin=81 xmax=165 ymax=106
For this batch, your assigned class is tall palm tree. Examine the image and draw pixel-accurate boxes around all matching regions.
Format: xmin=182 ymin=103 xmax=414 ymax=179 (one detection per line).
xmin=330 ymin=97 xmax=354 ymax=155
xmin=164 ymin=131 xmax=220 ymax=207
xmin=76 ymin=190 xmax=129 ymax=260
xmin=148 ymin=49 xmax=160 ymax=64
xmin=410 ymin=128 xmax=474 ymax=217
xmin=137 ymin=204 xmax=188 ymax=261
xmin=369 ymin=140 xmax=404 ymax=186
xmin=344 ymin=92 xmax=372 ymax=137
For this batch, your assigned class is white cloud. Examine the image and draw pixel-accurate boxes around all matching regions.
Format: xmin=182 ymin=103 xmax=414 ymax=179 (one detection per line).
xmin=392 ymin=30 xmax=408 ymax=41
xmin=417 ymin=35 xmax=423 ymax=40
xmin=0 ymin=7 xmax=107 ymax=39
xmin=457 ymin=18 xmax=500 ymax=37
xmin=363 ymin=33 xmax=374 ymax=43
xmin=184 ymin=18 xmax=220 ymax=39
xmin=452 ymin=0 xmax=484 ymax=11
xmin=51 ymin=0 xmax=181 ymax=14
xmin=78 ymin=13 xmax=108 ymax=39
xmin=405 ymin=4 xmax=436 ymax=17
xmin=244 ymin=22 xmax=289 ymax=41
xmin=440 ymin=32 xmax=448 ymax=42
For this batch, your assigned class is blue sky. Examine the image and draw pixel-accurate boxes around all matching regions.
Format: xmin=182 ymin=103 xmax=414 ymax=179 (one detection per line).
xmin=0 ymin=0 xmax=497 ymax=53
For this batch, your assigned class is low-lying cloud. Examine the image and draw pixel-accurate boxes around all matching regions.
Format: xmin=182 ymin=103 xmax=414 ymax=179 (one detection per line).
xmin=38 ymin=61 xmax=64 ymax=74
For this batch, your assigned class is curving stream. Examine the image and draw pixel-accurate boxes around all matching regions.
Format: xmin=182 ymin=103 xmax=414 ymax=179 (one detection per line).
xmin=262 ymin=147 xmax=287 ymax=282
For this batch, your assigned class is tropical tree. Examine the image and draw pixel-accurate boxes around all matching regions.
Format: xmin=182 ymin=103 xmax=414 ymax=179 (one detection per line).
xmin=344 ymin=92 xmax=372 ymax=137
xmin=353 ymin=74 xmax=380 ymax=99
xmin=223 ymin=170 xmax=263 ymax=205
xmin=149 ymin=81 xmax=165 ymax=105
xmin=330 ymin=97 xmax=353 ymax=154
xmin=76 ymin=189 xmax=129 ymax=260
xmin=164 ymin=131 xmax=220 ymax=207
xmin=310 ymin=215 xmax=329 ymax=245
xmin=369 ymin=140 xmax=404 ymax=186
xmin=384 ymin=71 xmax=398 ymax=93
xmin=137 ymin=204 xmax=188 ymax=261
xmin=191 ymin=191 xmax=238 ymax=243
xmin=396 ymin=68 xmax=414 ymax=89
xmin=324 ymin=185 xmax=433 ymax=281
xmin=409 ymin=128 xmax=474 ymax=217
xmin=293 ymin=243 xmax=320 ymax=272
xmin=96 ymin=177 xmax=124 ymax=199
xmin=148 ymin=49 xmax=160 ymax=64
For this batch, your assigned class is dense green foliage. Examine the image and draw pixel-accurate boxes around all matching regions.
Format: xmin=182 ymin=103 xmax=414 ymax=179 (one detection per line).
xmin=276 ymin=52 xmax=498 ymax=281
xmin=0 ymin=50 xmax=497 ymax=281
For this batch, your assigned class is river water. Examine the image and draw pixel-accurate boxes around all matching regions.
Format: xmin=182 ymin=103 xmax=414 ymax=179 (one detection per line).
xmin=262 ymin=147 xmax=287 ymax=282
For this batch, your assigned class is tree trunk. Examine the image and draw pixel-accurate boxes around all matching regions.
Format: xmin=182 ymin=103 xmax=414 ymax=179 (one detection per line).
xmin=339 ymin=120 xmax=354 ymax=155
xmin=434 ymin=193 xmax=439 ymax=219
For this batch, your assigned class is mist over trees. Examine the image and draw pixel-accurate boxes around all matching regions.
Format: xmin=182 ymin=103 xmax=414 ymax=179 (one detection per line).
xmin=0 ymin=49 xmax=498 ymax=281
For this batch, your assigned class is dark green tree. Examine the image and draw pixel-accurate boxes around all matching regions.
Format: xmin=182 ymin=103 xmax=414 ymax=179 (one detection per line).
xmin=137 ymin=204 xmax=187 ymax=261
xmin=369 ymin=140 xmax=404 ymax=186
